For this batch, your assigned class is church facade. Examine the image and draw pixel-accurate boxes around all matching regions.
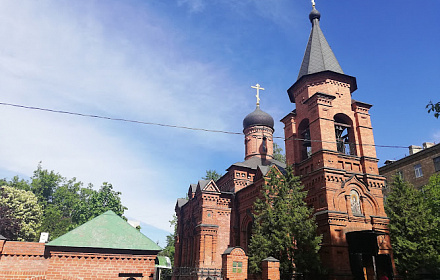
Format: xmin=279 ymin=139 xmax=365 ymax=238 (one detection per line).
xmin=174 ymin=5 xmax=394 ymax=280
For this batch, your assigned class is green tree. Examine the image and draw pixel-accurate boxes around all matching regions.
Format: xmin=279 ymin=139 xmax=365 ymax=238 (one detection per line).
xmin=72 ymin=182 xmax=127 ymax=226
xmin=51 ymin=178 xmax=84 ymax=218
xmin=273 ymin=142 xmax=286 ymax=163
xmin=159 ymin=214 xmax=177 ymax=265
xmin=202 ymin=169 xmax=222 ymax=181
xmin=385 ymin=176 xmax=439 ymax=278
xmin=422 ymin=174 xmax=440 ymax=270
xmin=0 ymin=176 xmax=31 ymax=191
xmin=426 ymin=101 xmax=440 ymax=118
xmin=423 ymin=173 xmax=440 ymax=217
xmin=0 ymin=186 xmax=43 ymax=241
xmin=248 ymin=165 xmax=322 ymax=279
xmin=38 ymin=204 xmax=73 ymax=240
xmin=30 ymin=163 xmax=63 ymax=205
xmin=1 ymin=164 xmax=128 ymax=241
xmin=0 ymin=202 xmax=21 ymax=240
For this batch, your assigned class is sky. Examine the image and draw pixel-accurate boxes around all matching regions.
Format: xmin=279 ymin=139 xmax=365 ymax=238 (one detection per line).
xmin=0 ymin=0 xmax=439 ymax=246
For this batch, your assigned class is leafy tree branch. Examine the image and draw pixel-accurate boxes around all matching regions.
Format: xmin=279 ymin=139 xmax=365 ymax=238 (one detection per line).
xmin=426 ymin=101 xmax=440 ymax=118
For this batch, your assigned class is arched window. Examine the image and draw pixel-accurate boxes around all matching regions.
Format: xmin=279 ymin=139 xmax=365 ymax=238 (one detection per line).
xmin=262 ymin=136 xmax=267 ymax=153
xmin=334 ymin=114 xmax=356 ymax=155
xmin=350 ymin=190 xmax=362 ymax=215
xmin=298 ymin=119 xmax=312 ymax=160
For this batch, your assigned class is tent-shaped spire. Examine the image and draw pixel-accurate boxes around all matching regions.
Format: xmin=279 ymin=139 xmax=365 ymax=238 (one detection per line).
xmin=297 ymin=6 xmax=344 ymax=80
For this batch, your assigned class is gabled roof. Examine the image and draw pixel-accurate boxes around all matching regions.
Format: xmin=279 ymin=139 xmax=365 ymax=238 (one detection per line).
xmin=254 ymin=164 xmax=285 ymax=182
xmin=47 ymin=210 xmax=162 ymax=251
xmin=190 ymin=183 xmax=197 ymax=193
xmin=176 ymin=198 xmax=188 ymax=208
xmin=197 ymin=180 xmax=210 ymax=189
xmin=197 ymin=179 xmax=220 ymax=193
xmin=297 ymin=7 xmax=343 ymax=80
xmin=257 ymin=165 xmax=272 ymax=177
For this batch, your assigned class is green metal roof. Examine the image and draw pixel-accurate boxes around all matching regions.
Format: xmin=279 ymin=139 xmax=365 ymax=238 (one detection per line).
xmin=47 ymin=210 xmax=162 ymax=251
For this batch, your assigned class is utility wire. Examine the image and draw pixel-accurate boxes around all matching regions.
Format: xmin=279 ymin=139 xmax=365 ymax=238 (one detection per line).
xmin=0 ymin=102 xmax=242 ymax=135
xmin=0 ymin=102 xmax=408 ymax=149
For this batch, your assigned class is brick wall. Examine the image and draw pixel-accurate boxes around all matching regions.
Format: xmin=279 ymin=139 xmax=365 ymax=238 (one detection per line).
xmin=46 ymin=251 xmax=156 ymax=280
xmin=0 ymin=240 xmax=157 ymax=280
xmin=0 ymin=241 xmax=47 ymax=280
xmin=175 ymin=182 xmax=233 ymax=271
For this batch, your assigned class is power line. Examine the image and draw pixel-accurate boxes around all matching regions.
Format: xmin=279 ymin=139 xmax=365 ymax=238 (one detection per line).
xmin=0 ymin=102 xmax=242 ymax=136
xmin=0 ymin=102 xmax=409 ymax=149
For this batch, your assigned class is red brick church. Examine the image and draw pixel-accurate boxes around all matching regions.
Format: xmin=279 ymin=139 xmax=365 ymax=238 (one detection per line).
xmin=174 ymin=4 xmax=395 ymax=280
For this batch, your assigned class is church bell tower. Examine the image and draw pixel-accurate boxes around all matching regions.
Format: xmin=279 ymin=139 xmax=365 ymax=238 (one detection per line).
xmin=281 ymin=4 xmax=395 ymax=279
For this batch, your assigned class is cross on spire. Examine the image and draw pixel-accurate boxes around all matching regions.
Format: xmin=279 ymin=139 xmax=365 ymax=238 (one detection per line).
xmin=251 ymin=83 xmax=265 ymax=106
xmin=311 ymin=0 xmax=316 ymax=8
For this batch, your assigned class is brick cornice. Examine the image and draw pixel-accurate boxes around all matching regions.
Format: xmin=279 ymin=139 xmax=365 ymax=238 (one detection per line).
xmin=287 ymin=71 xmax=357 ymax=103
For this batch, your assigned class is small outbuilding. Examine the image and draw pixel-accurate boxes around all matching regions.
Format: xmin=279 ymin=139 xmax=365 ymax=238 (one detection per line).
xmin=0 ymin=210 xmax=162 ymax=280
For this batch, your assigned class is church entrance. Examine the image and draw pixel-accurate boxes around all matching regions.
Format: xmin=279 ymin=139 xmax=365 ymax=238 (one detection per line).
xmin=346 ymin=231 xmax=393 ymax=280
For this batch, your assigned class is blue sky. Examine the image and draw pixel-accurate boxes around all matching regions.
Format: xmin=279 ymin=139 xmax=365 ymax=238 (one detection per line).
xmin=0 ymin=0 xmax=439 ymax=246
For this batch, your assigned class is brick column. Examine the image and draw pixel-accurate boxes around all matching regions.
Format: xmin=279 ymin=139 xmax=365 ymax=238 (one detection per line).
xmin=262 ymin=257 xmax=280 ymax=280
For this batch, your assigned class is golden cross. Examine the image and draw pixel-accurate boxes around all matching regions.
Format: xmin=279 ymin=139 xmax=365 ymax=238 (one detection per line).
xmin=251 ymin=83 xmax=265 ymax=106
xmin=311 ymin=0 xmax=316 ymax=7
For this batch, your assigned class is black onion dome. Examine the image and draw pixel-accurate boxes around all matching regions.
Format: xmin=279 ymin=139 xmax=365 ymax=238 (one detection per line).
xmin=309 ymin=7 xmax=321 ymax=22
xmin=243 ymin=106 xmax=274 ymax=130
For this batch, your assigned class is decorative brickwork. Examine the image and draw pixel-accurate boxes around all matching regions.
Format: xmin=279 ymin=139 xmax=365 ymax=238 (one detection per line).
xmin=282 ymin=70 xmax=395 ymax=278
xmin=175 ymin=181 xmax=232 ymax=271
xmin=244 ymin=126 xmax=274 ymax=161
xmin=0 ymin=241 xmax=47 ymax=280
xmin=175 ymin=6 xmax=395 ymax=280
xmin=222 ymin=247 xmax=248 ymax=280
xmin=45 ymin=251 xmax=155 ymax=280
xmin=0 ymin=238 xmax=158 ymax=280
xmin=174 ymin=122 xmax=284 ymax=280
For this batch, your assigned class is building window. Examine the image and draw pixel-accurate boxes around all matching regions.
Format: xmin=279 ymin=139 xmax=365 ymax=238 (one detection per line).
xmin=396 ymin=170 xmax=404 ymax=179
xmin=434 ymin=157 xmax=440 ymax=172
xmin=414 ymin=163 xmax=423 ymax=178
xmin=233 ymin=261 xmax=242 ymax=273
xmin=262 ymin=136 xmax=267 ymax=153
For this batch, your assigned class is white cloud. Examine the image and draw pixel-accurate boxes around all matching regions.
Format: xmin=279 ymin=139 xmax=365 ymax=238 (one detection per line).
xmin=0 ymin=0 xmax=249 ymax=231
